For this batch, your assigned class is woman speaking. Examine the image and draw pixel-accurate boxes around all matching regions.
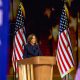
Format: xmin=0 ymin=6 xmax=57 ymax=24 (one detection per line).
xmin=23 ymin=34 xmax=42 ymax=58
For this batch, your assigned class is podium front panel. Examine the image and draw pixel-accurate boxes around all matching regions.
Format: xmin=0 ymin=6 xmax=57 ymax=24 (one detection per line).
xmin=33 ymin=65 xmax=53 ymax=80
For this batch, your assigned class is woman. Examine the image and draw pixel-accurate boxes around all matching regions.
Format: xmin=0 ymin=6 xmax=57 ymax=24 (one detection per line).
xmin=23 ymin=34 xmax=42 ymax=58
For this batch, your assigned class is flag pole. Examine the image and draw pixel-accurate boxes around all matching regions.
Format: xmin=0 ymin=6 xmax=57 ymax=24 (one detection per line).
xmin=62 ymin=1 xmax=67 ymax=80
xmin=13 ymin=42 xmax=16 ymax=80
xmin=11 ymin=0 xmax=14 ymax=22
xmin=11 ymin=0 xmax=16 ymax=79
xmin=62 ymin=76 xmax=66 ymax=80
xmin=63 ymin=0 xmax=69 ymax=80
xmin=76 ymin=10 xmax=78 ymax=69
xmin=13 ymin=27 xmax=16 ymax=80
xmin=11 ymin=0 xmax=17 ymax=79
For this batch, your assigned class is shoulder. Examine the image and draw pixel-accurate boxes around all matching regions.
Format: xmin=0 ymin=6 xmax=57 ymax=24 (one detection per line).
xmin=34 ymin=44 xmax=40 ymax=49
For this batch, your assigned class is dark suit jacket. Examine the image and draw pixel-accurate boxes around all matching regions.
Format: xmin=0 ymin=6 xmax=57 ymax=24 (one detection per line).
xmin=23 ymin=43 xmax=42 ymax=58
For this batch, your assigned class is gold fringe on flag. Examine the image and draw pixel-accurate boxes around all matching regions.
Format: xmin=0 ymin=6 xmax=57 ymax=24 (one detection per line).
xmin=20 ymin=2 xmax=25 ymax=18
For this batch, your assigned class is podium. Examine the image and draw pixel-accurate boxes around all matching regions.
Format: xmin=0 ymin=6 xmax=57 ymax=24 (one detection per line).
xmin=18 ymin=56 xmax=56 ymax=80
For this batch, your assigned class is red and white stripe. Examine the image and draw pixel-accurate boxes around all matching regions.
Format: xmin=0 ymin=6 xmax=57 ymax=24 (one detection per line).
xmin=12 ymin=28 xmax=26 ymax=72
xmin=56 ymin=29 xmax=74 ymax=78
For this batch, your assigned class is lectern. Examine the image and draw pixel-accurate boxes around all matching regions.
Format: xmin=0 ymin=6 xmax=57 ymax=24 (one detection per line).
xmin=17 ymin=56 xmax=56 ymax=80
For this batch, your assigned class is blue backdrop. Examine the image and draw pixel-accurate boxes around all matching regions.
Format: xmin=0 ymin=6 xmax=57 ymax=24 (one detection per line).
xmin=0 ymin=0 xmax=9 ymax=80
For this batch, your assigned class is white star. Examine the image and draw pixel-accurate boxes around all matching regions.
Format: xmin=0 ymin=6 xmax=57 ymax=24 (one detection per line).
xmin=69 ymin=16 xmax=77 ymax=32
xmin=78 ymin=38 xmax=80 ymax=48
xmin=44 ymin=8 xmax=52 ymax=18
xmin=52 ymin=25 xmax=58 ymax=40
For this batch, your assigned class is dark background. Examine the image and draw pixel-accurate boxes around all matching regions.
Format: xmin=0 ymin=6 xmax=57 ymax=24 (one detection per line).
xmin=22 ymin=0 xmax=63 ymax=35
xmin=10 ymin=0 xmax=80 ymax=38
xmin=21 ymin=0 xmax=79 ymax=35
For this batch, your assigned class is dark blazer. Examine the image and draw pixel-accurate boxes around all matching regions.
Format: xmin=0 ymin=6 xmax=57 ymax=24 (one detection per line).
xmin=23 ymin=43 xmax=42 ymax=58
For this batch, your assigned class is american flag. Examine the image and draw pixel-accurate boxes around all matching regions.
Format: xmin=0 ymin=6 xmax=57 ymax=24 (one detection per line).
xmin=12 ymin=3 xmax=26 ymax=72
xmin=56 ymin=5 xmax=74 ymax=78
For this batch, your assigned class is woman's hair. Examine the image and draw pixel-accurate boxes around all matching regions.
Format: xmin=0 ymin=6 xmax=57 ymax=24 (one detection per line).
xmin=27 ymin=34 xmax=38 ymax=44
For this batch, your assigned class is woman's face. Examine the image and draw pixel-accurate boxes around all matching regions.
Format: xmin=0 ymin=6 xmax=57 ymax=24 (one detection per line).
xmin=30 ymin=36 xmax=36 ymax=45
